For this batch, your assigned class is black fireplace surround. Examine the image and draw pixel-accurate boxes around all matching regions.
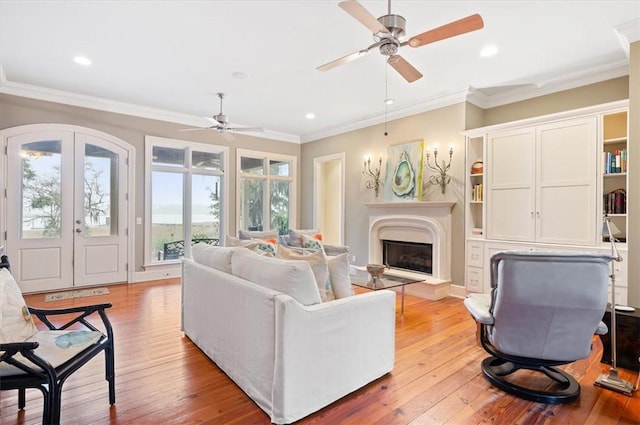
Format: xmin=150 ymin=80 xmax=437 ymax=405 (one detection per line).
xmin=382 ymin=239 xmax=433 ymax=275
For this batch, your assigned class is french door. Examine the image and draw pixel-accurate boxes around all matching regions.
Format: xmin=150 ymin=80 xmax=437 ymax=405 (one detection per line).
xmin=5 ymin=128 xmax=129 ymax=293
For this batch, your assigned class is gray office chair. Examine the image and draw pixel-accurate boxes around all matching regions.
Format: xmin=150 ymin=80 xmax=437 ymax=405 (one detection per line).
xmin=464 ymin=251 xmax=614 ymax=403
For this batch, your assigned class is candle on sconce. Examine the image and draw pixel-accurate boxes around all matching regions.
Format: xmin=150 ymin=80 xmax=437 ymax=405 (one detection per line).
xmin=449 ymin=146 xmax=454 ymax=155
xmin=363 ymin=153 xmax=382 ymax=198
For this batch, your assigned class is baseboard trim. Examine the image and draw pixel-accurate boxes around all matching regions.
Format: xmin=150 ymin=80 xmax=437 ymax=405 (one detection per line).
xmin=133 ymin=267 xmax=182 ymax=283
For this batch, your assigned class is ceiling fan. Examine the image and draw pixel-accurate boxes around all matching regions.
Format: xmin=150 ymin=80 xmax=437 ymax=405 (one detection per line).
xmin=180 ymin=93 xmax=263 ymax=134
xmin=318 ymin=0 xmax=484 ymax=83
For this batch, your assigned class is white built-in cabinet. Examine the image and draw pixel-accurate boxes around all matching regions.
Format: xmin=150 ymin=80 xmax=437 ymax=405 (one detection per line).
xmin=464 ymin=101 xmax=629 ymax=305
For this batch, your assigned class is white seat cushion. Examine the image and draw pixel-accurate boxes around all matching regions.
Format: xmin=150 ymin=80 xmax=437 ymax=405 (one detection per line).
xmin=0 ymin=329 xmax=103 ymax=376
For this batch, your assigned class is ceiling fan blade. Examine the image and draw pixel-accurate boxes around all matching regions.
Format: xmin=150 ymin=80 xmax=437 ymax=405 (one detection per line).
xmin=178 ymin=127 xmax=216 ymax=132
xmin=317 ymin=48 xmax=372 ymax=71
xmin=227 ymin=127 xmax=264 ymax=132
xmin=339 ymin=0 xmax=389 ymax=35
xmin=407 ymin=14 xmax=484 ymax=48
xmin=387 ymin=55 xmax=423 ymax=83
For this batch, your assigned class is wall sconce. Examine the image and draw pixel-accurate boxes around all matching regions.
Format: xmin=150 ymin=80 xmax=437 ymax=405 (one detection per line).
xmin=363 ymin=155 xmax=383 ymax=198
xmin=425 ymin=146 xmax=453 ymax=194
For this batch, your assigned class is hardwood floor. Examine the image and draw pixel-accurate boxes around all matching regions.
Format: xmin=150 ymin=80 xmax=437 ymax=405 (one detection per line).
xmin=2 ymin=279 xmax=639 ymax=424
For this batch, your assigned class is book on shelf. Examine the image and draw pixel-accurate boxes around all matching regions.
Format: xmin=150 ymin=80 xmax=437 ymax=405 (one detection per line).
xmin=603 ymin=149 xmax=627 ymax=174
xmin=472 ymin=183 xmax=483 ymax=202
xmin=603 ymin=188 xmax=626 ymax=214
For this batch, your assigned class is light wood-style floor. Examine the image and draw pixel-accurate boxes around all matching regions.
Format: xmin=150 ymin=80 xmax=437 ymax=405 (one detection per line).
xmin=2 ymin=279 xmax=639 ymax=424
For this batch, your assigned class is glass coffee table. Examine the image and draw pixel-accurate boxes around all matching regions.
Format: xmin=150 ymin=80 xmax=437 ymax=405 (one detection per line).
xmin=350 ymin=269 xmax=423 ymax=314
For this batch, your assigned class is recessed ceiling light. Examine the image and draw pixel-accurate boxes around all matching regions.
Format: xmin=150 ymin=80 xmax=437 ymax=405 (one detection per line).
xmin=232 ymin=71 xmax=248 ymax=79
xmin=384 ymin=98 xmax=395 ymax=105
xmin=74 ymin=56 xmax=92 ymax=66
xmin=305 ymin=113 xmax=315 ymax=120
xmin=480 ymin=45 xmax=498 ymax=58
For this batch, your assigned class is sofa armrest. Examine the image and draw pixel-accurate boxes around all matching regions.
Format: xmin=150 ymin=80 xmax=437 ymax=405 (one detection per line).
xmin=271 ymin=290 xmax=395 ymax=424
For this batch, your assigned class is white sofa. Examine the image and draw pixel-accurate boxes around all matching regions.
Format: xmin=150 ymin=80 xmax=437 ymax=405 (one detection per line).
xmin=181 ymin=246 xmax=396 ymax=424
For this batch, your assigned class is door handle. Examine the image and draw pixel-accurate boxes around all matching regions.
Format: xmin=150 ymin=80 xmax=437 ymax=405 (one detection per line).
xmin=75 ymin=228 xmax=82 ymax=233
xmin=76 ymin=219 xmax=82 ymax=224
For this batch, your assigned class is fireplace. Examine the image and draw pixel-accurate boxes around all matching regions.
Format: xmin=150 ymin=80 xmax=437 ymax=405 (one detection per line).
xmin=382 ymin=240 xmax=433 ymax=275
xmin=366 ymin=201 xmax=455 ymax=286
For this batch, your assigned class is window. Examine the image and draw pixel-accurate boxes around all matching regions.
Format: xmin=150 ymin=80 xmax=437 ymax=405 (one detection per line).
xmin=145 ymin=136 xmax=228 ymax=264
xmin=237 ymin=149 xmax=296 ymax=235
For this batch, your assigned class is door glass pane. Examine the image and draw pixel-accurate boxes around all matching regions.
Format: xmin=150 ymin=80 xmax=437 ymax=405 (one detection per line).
xmin=84 ymin=144 xmax=118 ymax=237
xmin=152 ymin=171 xmax=184 ymax=260
xmin=192 ymin=150 xmax=223 ymax=171
xmin=192 ymin=175 xmax=221 ymax=245
xmin=21 ymin=140 xmax=62 ymax=238
xmin=152 ymin=146 xmax=185 ymax=167
xmin=269 ymin=159 xmax=291 ymax=176
xmin=270 ymin=181 xmax=290 ymax=235
xmin=239 ymin=177 xmax=264 ymax=231
xmin=240 ymin=156 xmax=265 ymax=175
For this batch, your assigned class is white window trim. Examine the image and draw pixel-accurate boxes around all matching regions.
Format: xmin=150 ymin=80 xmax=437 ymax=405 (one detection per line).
xmin=144 ymin=136 xmax=229 ymax=268
xmin=236 ymin=148 xmax=296 ymax=234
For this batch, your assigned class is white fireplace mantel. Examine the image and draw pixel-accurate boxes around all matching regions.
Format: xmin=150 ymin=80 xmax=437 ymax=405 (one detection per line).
xmin=366 ymin=201 xmax=455 ymax=291
xmin=365 ymin=201 xmax=456 ymax=210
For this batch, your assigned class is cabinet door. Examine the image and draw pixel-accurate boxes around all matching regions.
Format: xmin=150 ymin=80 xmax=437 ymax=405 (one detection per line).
xmin=486 ymin=128 xmax=535 ymax=241
xmin=536 ymin=117 xmax=597 ymax=245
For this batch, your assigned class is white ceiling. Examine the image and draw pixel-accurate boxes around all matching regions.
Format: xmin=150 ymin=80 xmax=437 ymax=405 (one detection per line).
xmin=1 ymin=1 xmax=639 ymax=143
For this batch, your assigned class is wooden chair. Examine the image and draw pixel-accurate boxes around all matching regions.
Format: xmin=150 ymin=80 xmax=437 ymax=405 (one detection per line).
xmin=0 ymin=256 xmax=115 ymax=424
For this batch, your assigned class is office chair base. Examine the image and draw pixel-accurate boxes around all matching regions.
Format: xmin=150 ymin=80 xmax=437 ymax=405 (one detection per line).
xmin=481 ymin=356 xmax=580 ymax=404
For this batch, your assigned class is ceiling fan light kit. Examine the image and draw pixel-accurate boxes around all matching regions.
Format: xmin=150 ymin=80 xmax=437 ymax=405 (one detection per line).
xmin=318 ymin=0 xmax=484 ymax=83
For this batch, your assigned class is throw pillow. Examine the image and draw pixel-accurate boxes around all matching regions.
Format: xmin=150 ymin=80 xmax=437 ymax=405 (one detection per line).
xmin=238 ymin=229 xmax=279 ymax=241
xmin=288 ymin=228 xmax=321 ymax=247
xmin=276 ymin=245 xmax=334 ymax=302
xmin=0 ymin=268 xmax=38 ymax=344
xmin=327 ymin=253 xmax=354 ymax=299
xmin=301 ymin=233 xmax=324 ymax=252
xmin=191 ymin=243 xmax=235 ymax=273
xmin=255 ymin=237 xmax=278 ymax=256
xmin=231 ymin=248 xmax=321 ymax=306
xmin=226 ymin=235 xmax=273 ymax=256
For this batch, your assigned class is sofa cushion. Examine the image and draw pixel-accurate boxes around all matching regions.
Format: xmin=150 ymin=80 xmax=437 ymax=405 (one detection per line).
xmin=276 ymin=245 xmax=333 ymax=301
xmin=327 ymin=253 xmax=354 ymax=299
xmin=238 ymin=229 xmax=279 ymax=240
xmin=0 ymin=268 xmax=37 ymax=344
xmin=288 ymin=228 xmax=321 ymax=247
xmin=231 ymin=248 xmax=322 ymax=306
xmin=192 ymin=243 xmax=235 ymax=273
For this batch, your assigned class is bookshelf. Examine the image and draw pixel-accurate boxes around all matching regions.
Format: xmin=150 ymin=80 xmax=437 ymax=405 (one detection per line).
xmin=466 ymin=136 xmax=484 ymax=238
xmin=462 ymin=101 xmax=629 ymax=299
xmin=602 ymin=110 xmax=628 ymax=243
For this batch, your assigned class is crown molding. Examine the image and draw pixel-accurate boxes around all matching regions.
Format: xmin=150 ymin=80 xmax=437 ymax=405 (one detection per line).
xmin=466 ymin=60 xmax=629 ymax=109
xmin=0 ymin=68 xmax=301 ymax=144
xmin=1 ymin=57 xmax=631 ymax=145
xmin=300 ymin=87 xmax=471 ymax=143
xmin=615 ymin=18 xmax=640 ymax=56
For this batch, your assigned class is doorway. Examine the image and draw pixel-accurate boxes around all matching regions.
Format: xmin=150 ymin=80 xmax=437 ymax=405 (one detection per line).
xmin=313 ymin=153 xmax=345 ymax=245
xmin=2 ymin=125 xmax=131 ymax=293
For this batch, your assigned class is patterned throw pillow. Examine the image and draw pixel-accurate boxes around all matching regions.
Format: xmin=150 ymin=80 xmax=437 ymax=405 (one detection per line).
xmin=255 ymin=238 xmax=278 ymax=256
xmin=0 ymin=268 xmax=38 ymax=344
xmin=276 ymin=245 xmax=334 ymax=301
xmin=301 ymin=233 xmax=324 ymax=252
xmin=288 ymin=228 xmax=322 ymax=247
